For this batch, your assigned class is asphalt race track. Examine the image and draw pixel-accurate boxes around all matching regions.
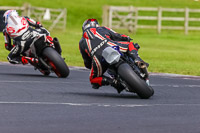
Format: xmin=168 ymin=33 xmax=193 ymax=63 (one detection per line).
xmin=0 ymin=62 xmax=200 ymax=133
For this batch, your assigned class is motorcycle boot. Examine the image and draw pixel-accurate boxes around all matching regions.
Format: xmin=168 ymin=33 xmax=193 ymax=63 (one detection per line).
xmin=39 ymin=69 xmax=50 ymax=76
xmin=111 ymin=79 xmax=126 ymax=94
xmin=21 ymin=56 xmax=38 ymax=66
xmin=102 ymin=76 xmax=125 ymax=93
xmin=37 ymin=62 xmax=50 ymax=76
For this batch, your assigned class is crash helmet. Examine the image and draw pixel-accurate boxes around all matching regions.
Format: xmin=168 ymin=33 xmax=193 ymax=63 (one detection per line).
xmin=4 ymin=10 xmax=29 ymax=38
xmin=82 ymin=19 xmax=99 ymax=31
xmin=3 ymin=10 xmax=19 ymax=25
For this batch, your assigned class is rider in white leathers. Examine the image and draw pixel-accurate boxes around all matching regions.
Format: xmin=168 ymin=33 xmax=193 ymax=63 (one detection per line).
xmin=3 ymin=10 xmax=53 ymax=64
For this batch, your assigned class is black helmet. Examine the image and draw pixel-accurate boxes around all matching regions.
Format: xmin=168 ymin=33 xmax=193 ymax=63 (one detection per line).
xmin=82 ymin=19 xmax=99 ymax=31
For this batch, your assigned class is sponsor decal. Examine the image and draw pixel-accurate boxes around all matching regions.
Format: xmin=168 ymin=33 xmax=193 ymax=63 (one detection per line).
xmin=7 ymin=27 xmax=15 ymax=34
xmin=21 ymin=30 xmax=32 ymax=40
xmin=91 ymin=39 xmax=107 ymax=56
xmin=21 ymin=18 xmax=27 ymax=25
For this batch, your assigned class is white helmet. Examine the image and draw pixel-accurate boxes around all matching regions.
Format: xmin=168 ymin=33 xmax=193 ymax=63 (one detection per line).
xmin=4 ymin=10 xmax=29 ymax=38
xmin=3 ymin=10 xmax=18 ymax=24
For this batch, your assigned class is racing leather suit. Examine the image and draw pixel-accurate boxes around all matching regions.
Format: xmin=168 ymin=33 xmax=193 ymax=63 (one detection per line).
xmin=3 ymin=16 xmax=51 ymax=64
xmin=79 ymin=26 xmax=141 ymax=88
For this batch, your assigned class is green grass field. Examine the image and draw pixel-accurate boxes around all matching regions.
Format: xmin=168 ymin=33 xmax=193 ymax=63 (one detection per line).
xmin=1 ymin=0 xmax=200 ymax=75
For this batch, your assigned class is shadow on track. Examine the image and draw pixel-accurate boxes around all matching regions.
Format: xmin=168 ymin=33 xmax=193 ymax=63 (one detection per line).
xmin=58 ymin=91 xmax=140 ymax=99
xmin=0 ymin=72 xmax=58 ymax=78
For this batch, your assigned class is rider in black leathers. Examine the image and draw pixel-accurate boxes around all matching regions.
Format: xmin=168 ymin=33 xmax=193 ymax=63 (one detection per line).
xmin=79 ymin=19 xmax=148 ymax=93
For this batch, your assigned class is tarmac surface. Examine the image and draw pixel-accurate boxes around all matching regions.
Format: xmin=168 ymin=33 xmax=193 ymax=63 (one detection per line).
xmin=0 ymin=62 xmax=200 ymax=133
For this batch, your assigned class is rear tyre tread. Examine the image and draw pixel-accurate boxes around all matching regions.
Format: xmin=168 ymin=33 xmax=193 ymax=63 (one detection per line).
xmin=117 ymin=63 xmax=154 ymax=99
xmin=42 ymin=47 xmax=70 ymax=78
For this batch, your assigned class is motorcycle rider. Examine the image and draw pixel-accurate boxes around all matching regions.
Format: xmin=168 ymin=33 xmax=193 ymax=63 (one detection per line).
xmin=79 ymin=18 xmax=148 ymax=93
xmin=3 ymin=10 xmax=55 ymax=65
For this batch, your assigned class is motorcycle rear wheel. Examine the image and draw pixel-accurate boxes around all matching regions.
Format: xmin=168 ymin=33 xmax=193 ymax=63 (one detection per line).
xmin=42 ymin=47 xmax=69 ymax=78
xmin=117 ymin=63 xmax=154 ymax=99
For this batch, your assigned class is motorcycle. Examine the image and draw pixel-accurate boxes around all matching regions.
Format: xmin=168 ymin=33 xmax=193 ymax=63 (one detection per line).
xmin=102 ymin=46 xmax=154 ymax=99
xmin=22 ymin=28 xmax=70 ymax=78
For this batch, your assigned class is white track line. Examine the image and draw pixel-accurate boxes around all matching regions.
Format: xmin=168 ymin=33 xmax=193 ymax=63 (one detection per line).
xmin=1 ymin=81 xmax=200 ymax=88
xmin=0 ymin=101 xmax=200 ymax=108
xmin=151 ymin=84 xmax=200 ymax=88
xmin=0 ymin=101 xmax=150 ymax=107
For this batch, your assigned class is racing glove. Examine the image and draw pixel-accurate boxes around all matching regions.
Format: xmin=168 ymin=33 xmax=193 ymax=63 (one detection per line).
xmin=36 ymin=22 xmax=43 ymax=28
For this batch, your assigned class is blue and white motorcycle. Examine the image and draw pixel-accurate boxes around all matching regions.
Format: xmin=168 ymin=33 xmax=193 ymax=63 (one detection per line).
xmin=102 ymin=46 xmax=154 ymax=99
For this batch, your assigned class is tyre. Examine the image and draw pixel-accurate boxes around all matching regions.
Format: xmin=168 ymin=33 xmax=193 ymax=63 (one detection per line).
xmin=42 ymin=47 xmax=70 ymax=78
xmin=117 ymin=63 xmax=154 ymax=99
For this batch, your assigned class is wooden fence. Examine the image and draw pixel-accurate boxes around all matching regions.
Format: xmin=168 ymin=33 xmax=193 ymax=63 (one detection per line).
xmin=102 ymin=6 xmax=200 ymax=34
xmin=0 ymin=3 xmax=67 ymax=31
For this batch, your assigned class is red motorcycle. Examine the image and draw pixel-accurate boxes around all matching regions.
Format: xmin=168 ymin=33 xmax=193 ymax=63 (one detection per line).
xmin=22 ymin=29 xmax=70 ymax=78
